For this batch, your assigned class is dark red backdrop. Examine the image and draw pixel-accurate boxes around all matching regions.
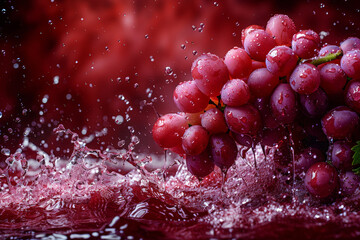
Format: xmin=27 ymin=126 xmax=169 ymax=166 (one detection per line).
xmin=0 ymin=0 xmax=360 ymax=162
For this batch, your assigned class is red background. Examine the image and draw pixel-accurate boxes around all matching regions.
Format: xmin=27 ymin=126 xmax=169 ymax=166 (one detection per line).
xmin=0 ymin=0 xmax=360 ymax=161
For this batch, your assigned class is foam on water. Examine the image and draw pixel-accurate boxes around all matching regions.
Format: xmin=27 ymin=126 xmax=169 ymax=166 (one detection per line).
xmin=1 ymin=125 xmax=360 ymax=239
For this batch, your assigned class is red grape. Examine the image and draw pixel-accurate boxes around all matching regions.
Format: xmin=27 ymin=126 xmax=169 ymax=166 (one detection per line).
xmin=321 ymin=106 xmax=359 ymax=140
xmin=305 ymin=162 xmax=339 ymax=199
xmin=182 ymin=125 xmax=209 ymax=156
xmin=152 ymin=113 xmax=188 ymax=148
xmin=191 ymin=53 xmax=229 ymax=97
xmin=345 ymin=80 xmax=360 ymax=113
xmin=209 ymin=133 xmax=238 ymax=171
xmin=186 ymin=149 xmax=214 ymax=179
xmin=247 ymin=68 xmax=279 ymax=98
xmin=299 ymin=88 xmax=329 ymax=118
xmin=253 ymin=97 xmax=282 ymax=129
xmin=200 ymin=108 xmax=228 ymax=134
xmin=339 ymin=171 xmax=360 ymax=196
xmin=224 ymin=47 xmax=252 ymax=79
xmin=244 ymin=29 xmax=276 ymax=62
xmin=266 ymin=14 xmax=296 ymax=46
xmin=291 ymin=30 xmax=320 ymax=59
xmin=319 ymin=45 xmax=341 ymax=57
xmin=251 ymin=60 xmax=266 ymax=72
xmin=220 ymin=79 xmax=251 ymax=106
xmin=340 ymin=37 xmax=360 ymax=54
xmin=330 ymin=141 xmax=354 ymax=171
xmin=224 ymin=104 xmax=262 ymax=136
xmin=319 ymin=63 xmax=347 ymax=96
xmin=270 ymin=83 xmax=298 ymax=124
xmin=241 ymin=25 xmax=264 ymax=47
xmin=290 ymin=63 xmax=320 ymax=94
xmin=295 ymin=147 xmax=324 ymax=173
xmin=173 ymin=81 xmax=210 ymax=113
xmin=265 ymin=45 xmax=298 ymax=77
xmin=340 ymin=49 xmax=360 ymax=79
xmin=232 ymin=132 xmax=253 ymax=147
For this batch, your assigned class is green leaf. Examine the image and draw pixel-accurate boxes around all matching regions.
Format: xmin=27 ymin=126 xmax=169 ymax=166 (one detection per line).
xmin=351 ymin=141 xmax=360 ymax=175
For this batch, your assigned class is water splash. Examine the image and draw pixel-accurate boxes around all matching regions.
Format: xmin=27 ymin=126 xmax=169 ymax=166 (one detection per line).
xmin=1 ymin=125 xmax=360 ymax=239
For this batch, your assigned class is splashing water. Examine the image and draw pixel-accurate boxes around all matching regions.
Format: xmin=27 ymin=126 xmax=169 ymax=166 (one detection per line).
xmin=1 ymin=125 xmax=360 ymax=239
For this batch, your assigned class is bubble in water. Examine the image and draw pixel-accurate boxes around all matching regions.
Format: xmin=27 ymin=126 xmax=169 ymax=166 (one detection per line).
xmin=181 ymin=44 xmax=186 ymax=49
xmin=192 ymin=50 xmax=198 ymax=55
xmin=131 ymin=135 xmax=140 ymax=145
xmin=13 ymin=63 xmax=19 ymax=69
xmin=145 ymin=34 xmax=149 ymax=39
xmin=1 ymin=148 xmax=10 ymax=156
xmin=0 ymin=112 xmax=2 ymax=118
xmin=118 ymin=140 xmax=126 ymax=147
xmin=114 ymin=115 xmax=124 ymax=125
xmin=150 ymin=56 xmax=154 ymax=62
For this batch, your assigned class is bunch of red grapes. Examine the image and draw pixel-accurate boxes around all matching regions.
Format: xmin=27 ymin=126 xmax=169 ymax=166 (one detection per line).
xmin=152 ymin=14 xmax=360 ymax=200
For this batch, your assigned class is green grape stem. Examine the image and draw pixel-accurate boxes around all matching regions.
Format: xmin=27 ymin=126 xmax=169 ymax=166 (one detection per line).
xmin=302 ymin=50 xmax=343 ymax=66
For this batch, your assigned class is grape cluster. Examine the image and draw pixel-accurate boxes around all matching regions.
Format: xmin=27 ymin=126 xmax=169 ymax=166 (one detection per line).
xmin=152 ymin=14 xmax=360 ymax=199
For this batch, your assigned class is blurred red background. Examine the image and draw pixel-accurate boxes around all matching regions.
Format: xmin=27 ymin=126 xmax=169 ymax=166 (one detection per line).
xmin=0 ymin=0 xmax=360 ymax=162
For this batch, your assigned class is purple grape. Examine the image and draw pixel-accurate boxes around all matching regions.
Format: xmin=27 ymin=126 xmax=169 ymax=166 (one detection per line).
xmin=182 ymin=125 xmax=209 ymax=156
xmin=224 ymin=47 xmax=252 ymax=79
xmin=259 ymin=127 xmax=287 ymax=147
xmin=319 ymin=45 xmax=341 ymax=57
xmin=173 ymin=81 xmax=210 ymax=113
xmin=259 ymin=127 xmax=291 ymax=166
xmin=247 ymin=68 xmax=279 ymax=98
xmin=244 ymin=29 xmax=276 ymax=62
xmin=345 ymin=80 xmax=360 ymax=113
xmin=232 ymin=132 xmax=253 ymax=147
xmin=224 ymin=104 xmax=262 ymax=136
xmin=330 ymin=141 xmax=354 ymax=171
xmin=295 ymin=147 xmax=324 ymax=173
xmin=340 ymin=37 xmax=360 ymax=54
xmin=270 ymin=83 xmax=298 ymax=124
xmin=292 ymin=30 xmax=320 ymax=59
xmin=339 ymin=171 xmax=360 ymax=196
xmin=321 ymin=106 xmax=359 ymax=140
xmin=319 ymin=63 xmax=347 ymax=96
xmin=299 ymin=87 xmax=329 ymax=118
xmin=220 ymin=79 xmax=251 ymax=107
xmin=266 ymin=14 xmax=297 ymax=46
xmin=340 ymin=49 xmax=360 ymax=79
xmin=253 ymin=97 xmax=282 ymax=129
xmin=209 ymin=133 xmax=238 ymax=171
xmin=191 ymin=53 xmax=229 ymax=97
xmin=152 ymin=113 xmax=188 ymax=148
xmin=265 ymin=46 xmax=298 ymax=77
xmin=200 ymin=108 xmax=228 ymax=134
xmin=186 ymin=149 xmax=214 ymax=179
xmin=305 ymin=162 xmax=339 ymax=199
xmin=290 ymin=63 xmax=321 ymax=94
